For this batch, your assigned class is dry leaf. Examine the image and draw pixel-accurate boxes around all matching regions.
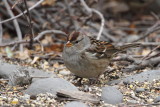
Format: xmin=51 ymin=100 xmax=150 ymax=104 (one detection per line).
xmin=42 ymin=0 xmax=56 ymax=6
xmin=44 ymin=44 xmax=64 ymax=52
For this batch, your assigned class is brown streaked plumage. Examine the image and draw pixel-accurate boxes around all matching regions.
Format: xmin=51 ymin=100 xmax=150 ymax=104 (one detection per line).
xmin=62 ymin=31 xmax=140 ymax=80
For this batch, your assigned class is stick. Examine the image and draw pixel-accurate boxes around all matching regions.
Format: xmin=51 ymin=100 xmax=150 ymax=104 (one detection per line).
xmin=123 ymin=56 xmax=160 ymax=72
xmin=0 ymin=30 xmax=67 ymax=47
xmin=133 ymin=21 xmax=160 ymax=42
xmin=80 ymin=0 xmax=105 ymax=40
xmin=23 ymin=0 xmax=35 ymax=49
xmin=0 ymin=0 xmax=44 ymax=24
xmin=4 ymin=0 xmax=23 ymax=52
xmin=0 ymin=18 xmax=2 ymax=44
xmin=64 ymin=0 xmax=79 ymax=30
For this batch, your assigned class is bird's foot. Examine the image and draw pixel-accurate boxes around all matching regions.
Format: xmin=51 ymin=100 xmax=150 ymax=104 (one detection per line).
xmin=73 ymin=76 xmax=83 ymax=86
xmin=89 ymin=78 xmax=100 ymax=84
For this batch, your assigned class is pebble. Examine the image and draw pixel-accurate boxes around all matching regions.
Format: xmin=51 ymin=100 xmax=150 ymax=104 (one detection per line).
xmin=123 ymin=70 xmax=160 ymax=84
xmin=24 ymin=77 xmax=78 ymax=96
xmin=153 ymin=96 xmax=160 ymax=103
xmin=101 ymin=86 xmax=123 ymax=104
xmin=135 ymin=88 xmax=145 ymax=93
xmin=64 ymin=101 xmax=88 ymax=107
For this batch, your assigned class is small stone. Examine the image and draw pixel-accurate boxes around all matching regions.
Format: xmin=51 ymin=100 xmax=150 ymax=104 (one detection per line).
xmin=123 ymin=70 xmax=160 ymax=84
xmin=64 ymin=101 xmax=88 ymax=107
xmin=101 ymin=86 xmax=123 ymax=104
xmin=30 ymin=95 xmax=37 ymax=100
xmin=154 ymin=96 xmax=160 ymax=103
xmin=135 ymin=88 xmax=145 ymax=93
xmin=25 ymin=77 xmax=78 ymax=96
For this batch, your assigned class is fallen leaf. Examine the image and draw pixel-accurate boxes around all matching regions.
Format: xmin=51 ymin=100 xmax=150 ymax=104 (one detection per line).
xmin=42 ymin=0 xmax=56 ymax=6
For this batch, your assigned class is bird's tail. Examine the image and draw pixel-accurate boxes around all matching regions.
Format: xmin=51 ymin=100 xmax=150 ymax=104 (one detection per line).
xmin=118 ymin=43 xmax=141 ymax=50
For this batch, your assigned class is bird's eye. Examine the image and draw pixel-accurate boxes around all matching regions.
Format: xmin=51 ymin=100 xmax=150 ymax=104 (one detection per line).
xmin=74 ymin=38 xmax=83 ymax=44
xmin=75 ymin=40 xmax=79 ymax=43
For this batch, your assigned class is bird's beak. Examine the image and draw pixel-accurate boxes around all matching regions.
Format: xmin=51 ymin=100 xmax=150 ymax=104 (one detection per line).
xmin=65 ymin=41 xmax=73 ymax=47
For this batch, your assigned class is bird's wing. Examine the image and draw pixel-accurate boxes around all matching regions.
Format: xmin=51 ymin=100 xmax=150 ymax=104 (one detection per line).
xmin=86 ymin=37 xmax=119 ymax=59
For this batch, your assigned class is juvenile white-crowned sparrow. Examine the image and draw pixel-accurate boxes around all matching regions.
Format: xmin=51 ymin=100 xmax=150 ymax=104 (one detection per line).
xmin=62 ymin=31 xmax=140 ymax=79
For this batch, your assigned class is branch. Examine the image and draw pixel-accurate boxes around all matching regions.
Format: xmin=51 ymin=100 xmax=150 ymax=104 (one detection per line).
xmin=80 ymin=0 xmax=105 ymax=40
xmin=4 ymin=0 xmax=23 ymax=51
xmin=0 ymin=30 xmax=67 ymax=47
xmin=34 ymin=30 xmax=67 ymax=41
xmin=112 ymin=54 xmax=138 ymax=64
xmin=0 ymin=18 xmax=2 ymax=44
xmin=23 ymin=0 xmax=35 ymax=49
xmin=133 ymin=20 xmax=160 ymax=42
xmin=142 ymin=45 xmax=160 ymax=60
xmin=64 ymin=0 xmax=79 ymax=30
xmin=0 ymin=0 xmax=44 ymax=24
xmin=141 ymin=42 xmax=160 ymax=46
xmin=123 ymin=56 xmax=160 ymax=72
xmin=0 ymin=40 xmax=28 ymax=47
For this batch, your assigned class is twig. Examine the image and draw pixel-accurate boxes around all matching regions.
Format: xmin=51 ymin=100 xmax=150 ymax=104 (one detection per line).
xmin=146 ymin=52 xmax=160 ymax=60
xmin=88 ymin=23 xmax=117 ymax=42
xmin=123 ymin=56 xmax=160 ymax=72
xmin=141 ymin=42 xmax=160 ymax=46
xmin=64 ymin=0 xmax=79 ymax=30
xmin=4 ymin=0 xmax=23 ymax=52
xmin=151 ymin=12 xmax=159 ymax=20
xmin=80 ymin=0 xmax=105 ymax=40
xmin=23 ymin=0 xmax=34 ymax=49
xmin=133 ymin=20 xmax=160 ymax=42
xmin=34 ymin=30 xmax=67 ymax=41
xmin=142 ymin=45 xmax=160 ymax=60
xmin=0 ymin=30 xmax=67 ymax=47
xmin=112 ymin=54 xmax=138 ymax=64
xmin=11 ymin=0 xmax=22 ymax=9
xmin=0 ymin=0 xmax=44 ymax=24
xmin=0 ymin=40 xmax=28 ymax=47
xmin=0 ymin=18 xmax=2 ymax=44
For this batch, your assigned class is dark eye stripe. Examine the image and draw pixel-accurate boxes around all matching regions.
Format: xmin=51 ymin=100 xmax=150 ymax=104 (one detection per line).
xmin=68 ymin=31 xmax=80 ymax=42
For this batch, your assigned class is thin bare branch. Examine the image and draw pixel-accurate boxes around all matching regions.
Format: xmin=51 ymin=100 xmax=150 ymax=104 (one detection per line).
xmin=142 ymin=45 xmax=160 ymax=60
xmin=80 ymin=0 xmax=105 ymax=40
xmin=141 ymin=42 xmax=160 ymax=46
xmin=0 ymin=0 xmax=44 ymax=24
xmin=123 ymin=56 xmax=160 ymax=72
xmin=4 ymin=0 xmax=23 ymax=51
xmin=133 ymin=21 xmax=160 ymax=42
xmin=0 ymin=30 xmax=67 ymax=47
xmin=23 ymin=0 xmax=34 ymax=49
xmin=0 ymin=18 xmax=2 ymax=44
xmin=34 ymin=30 xmax=67 ymax=41
xmin=0 ymin=40 xmax=28 ymax=47
xmin=64 ymin=0 xmax=79 ymax=30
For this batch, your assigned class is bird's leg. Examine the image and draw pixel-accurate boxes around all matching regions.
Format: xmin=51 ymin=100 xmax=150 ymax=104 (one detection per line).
xmin=89 ymin=78 xmax=100 ymax=84
xmin=73 ymin=75 xmax=80 ymax=80
xmin=73 ymin=75 xmax=83 ymax=86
